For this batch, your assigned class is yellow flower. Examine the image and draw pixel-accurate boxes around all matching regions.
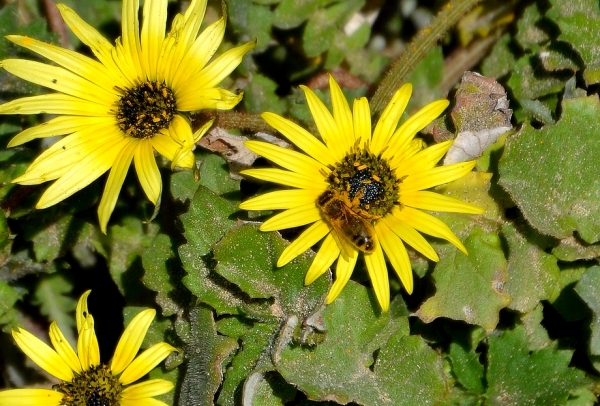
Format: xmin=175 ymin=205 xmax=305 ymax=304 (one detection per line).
xmin=0 ymin=290 xmax=176 ymax=405
xmin=240 ymin=76 xmax=484 ymax=311
xmin=0 ymin=0 xmax=254 ymax=232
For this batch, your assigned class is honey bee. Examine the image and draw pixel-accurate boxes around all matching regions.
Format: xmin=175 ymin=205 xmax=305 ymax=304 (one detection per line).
xmin=316 ymin=189 xmax=379 ymax=255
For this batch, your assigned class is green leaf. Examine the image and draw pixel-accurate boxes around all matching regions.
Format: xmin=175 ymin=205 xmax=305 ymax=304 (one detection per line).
xmin=503 ymin=224 xmax=560 ymax=313
xmin=499 ymin=95 xmax=600 ymax=243
xmin=520 ymin=304 xmax=552 ymax=351
xmin=0 ymin=280 xmax=20 ymax=332
xmin=447 ymin=341 xmax=485 ymax=395
xmin=481 ymin=33 xmax=515 ymax=79
xmin=180 ymin=185 xmax=238 ymax=256
xmin=179 ymin=305 xmax=238 ymax=406
xmin=142 ymin=233 xmax=186 ymax=317
xmin=218 ymin=322 xmax=277 ymax=406
xmin=303 ymin=1 xmax=362 ymax=58
xmin=575 ymin=266 xmax=600 ymax=355
xmin=507 ymin=55 xmax=568 ymax=101
xmin=243 ymin=372 xmax=297 ymax=406
xmin=198 ymin=154 xmax=241 ymax=196
xmin=227 ymin=1 xmax=274 ymax=51
xmin=406 ymin=46 xmax=444 ymax=109
xmin=212 ymin=224 xmax=328 ymax=314
xmin=209 ymin=224 xmax=330 ymax=404
xmin=550 ymin=265 xmax=590 ymax=322
xmin=556 ymin=8 xmax=600 ymax=85
xmin=180 ymin=186 xmax=243 ymax=314
xmin=170 ymin=170 xmax=201 ymax=203
xmin=32 ymin=273 xmax=76 ymax=344
xmin=243 ymin=74 xmax=286 ymax=115
xmin=277 ymin=282 xmax=447 ymax=405
xmin=515 ymin=2 xmax=550 ymax=51
xmin=553 ymin=237 xmax=600 ymax=261
xmin=486 ymin=326 xmax=589 ymax=405
xmin=106 ymin=217 xmax=159 ymax=295
xmin=273 ymin=0 xmax=334 ymax=29
xmin=417 ymin=229 xmax=510 ymax=332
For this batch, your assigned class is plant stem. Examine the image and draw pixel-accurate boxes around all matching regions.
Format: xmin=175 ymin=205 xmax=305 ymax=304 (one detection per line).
xmin=370 ymin=0 xmax=483 ymax=115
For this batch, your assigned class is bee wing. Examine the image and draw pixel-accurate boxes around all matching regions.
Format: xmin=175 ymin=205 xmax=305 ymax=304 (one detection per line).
xmin=330 ymin=229 xmax=355 ymax=261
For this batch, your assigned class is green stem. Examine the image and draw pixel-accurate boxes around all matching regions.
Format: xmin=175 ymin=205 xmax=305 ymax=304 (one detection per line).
xmin=370 ymin=0 xmax=483 ymax=115
xmin=192 ymin=111 xmax=275 ymax=134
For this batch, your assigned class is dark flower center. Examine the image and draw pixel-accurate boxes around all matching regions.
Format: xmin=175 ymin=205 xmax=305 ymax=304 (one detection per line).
xmin=324 ymin=145 xmax=400 ymax=218
xmin=56 ymin=364 xmax=122 ymax=406
xmin=116 ymin=81 xmax=177 ymax=139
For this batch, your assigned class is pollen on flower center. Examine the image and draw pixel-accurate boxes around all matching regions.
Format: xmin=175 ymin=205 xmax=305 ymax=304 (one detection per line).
xmin=325 ymin=146 xmax=399 ymax=218
xmin=56 ymin=364 xmax=122 ymax=406
xmin=116 ymin=81 xmax=177 ymax=139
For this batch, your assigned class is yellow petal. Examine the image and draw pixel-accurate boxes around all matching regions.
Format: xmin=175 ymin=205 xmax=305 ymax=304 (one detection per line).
xmin=49 ymin=321 xmax=82 ymax=374
xmin=394 ymin=206 xmax=467 ymax=254
xmin=5 ymin=35 xmax=118 ymax=93
xmin=383 ymin=212 xmax=439 ymax=261
xmin=77 ymin=313 xmax=100 ymax=370
xmin=239 ymin=189 xmax=322 ymax=210
xmin=371 ymin=83 xmax=411 ymax=155
xmin=260 ymin=203 xmax=321 ymax=231
xmin=328 ymin=75 xmax=354 ymax=153
xmin=365 ymin=242 xmax=390 ymax=311
xmin=245 ymin=140 xmax=326 ymax=177
xmin=326 ymin=249 xmax=358 ymax=303
xmin=120 ymin=0 xmax=143 ymax=81
xmin=376 ymin=221 xmax=413 ymax=294
xmin=1 ymin=59 xmax=116 ymax=105
xmin=34 ymin=137 xmax=126 ymax=208
xmin=305 ymin=233 xmax=339 ymax=285
xmin=0 ymin=94 xmax=110 ymax=116
xmin=395 ymin=140 xmax=453 ymax=178
xmin=383 ymin=99 xmax=449 ymax=161
xmin=119 ymin=342 xmax=177 ymax=385
xmin=171 ymin=17 xmax=226 ymax=89
xmin=241 ymin=168 xmax=328 ymax=190
xmin=183 ymin=41 xmax=255 ymax=91
xmin=300 ymin=84 xmax=346 ymax=161
xmin=401 ymin=160 xmax=477 ymax=192
xmin=401 ymin=190 xmax=484 ymax=214
xmin=352 ymin=97 xmax=371 ymax=147
xmin=277 ymin=220 xmax=330 ymax=266
xmin=163 ymin=0 xmax=208 ymax=84
xmin=140 ymin=0 xmax=167 ymax=81
xmin=133 ymin=141 xmax=162 ymax=204
xmin=97 ymin=139 xmax=137 ymax=233
xmin=111 ymin=309 xmax=156 ymax=375
xmin=260 ymin=112 xmax=336 ymax=166
xmin=0 ymin=389 xmax=63 ymax=405
xmin=388 ymin=138 xmax=426 ymax=170
xmin=12 ymin=328 xmax=73 ymax=382
xmin=76 ymin=290 xmax=92 ymax=333
xmin=121 ymin=379 xmax=174 ymax=399
xmin=152 ymin=129 xmax=185 ymax=162
xmin=14 ymin=125 xmax=122 ymax=185
xmin=57 ymin=4 xmax=131 ymax=89
xmin=8 ymin=116 xmax=111 ymax=147
xmin=120 ymin=398 xmax=169 ymax=406
xmin=176 ymin=87 xmax=243 ymax=111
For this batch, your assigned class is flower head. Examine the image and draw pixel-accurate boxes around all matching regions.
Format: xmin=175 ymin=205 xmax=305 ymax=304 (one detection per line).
xmin=0 ymin=290 xmax=176 ymax=405
xmin=0 ymin=0 xmax=254 ymax=232
xmin=240 ymin=76 xmax=484 ymax=311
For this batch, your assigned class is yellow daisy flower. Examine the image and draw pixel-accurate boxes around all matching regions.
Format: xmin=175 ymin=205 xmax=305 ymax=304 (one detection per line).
xmin=240 ymin=76 xmax=484 ymax=311
xmin=0 ymin=290 xmax=176 ymax=405
xmin=0 ymin=0 xmax=254 ymax=232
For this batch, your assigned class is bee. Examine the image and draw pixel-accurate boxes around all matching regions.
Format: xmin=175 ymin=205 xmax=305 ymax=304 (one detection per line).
xmin=316 ymin=189 xmax=379 ymax=255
